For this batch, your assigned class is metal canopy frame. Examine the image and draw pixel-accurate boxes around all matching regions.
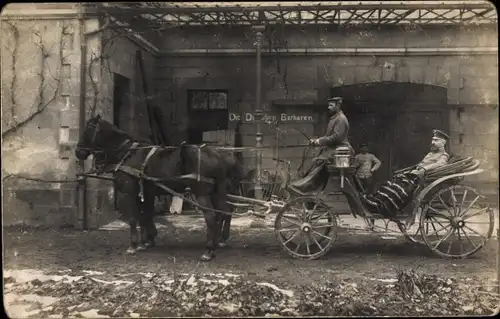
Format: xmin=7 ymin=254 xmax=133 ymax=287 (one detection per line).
xmin=86 ymin=2 xmax=497 ymax=28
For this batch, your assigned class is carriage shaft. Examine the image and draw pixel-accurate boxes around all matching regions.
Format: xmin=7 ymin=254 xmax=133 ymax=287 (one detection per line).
xmin=227 ymin=194 xmax=270 ymax=206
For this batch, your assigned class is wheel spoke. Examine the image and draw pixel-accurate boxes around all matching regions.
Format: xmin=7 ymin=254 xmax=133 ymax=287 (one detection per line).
xmin=460 ymin=228 xmax=479 ymax=250
xmin=311 ymin=233 xmax=324 ymax=251
xmin=433 ymin=228 xmax=454 ymax=250
xmin=312 ymin=229 xmax=333 ymax=241
xmin=314 ymin=224 xmax=336 ymax=229
xmin=430 ymin=215 xmax=449 ymax=230
xmin=283 ymin=230 xmax=300 ymax=245
xmin=310 ymin=210 xmax=329 ymax=222
xmin=460 ymin=189 xmax=468 ymax=214
xmin=427 ymin=206 xmax=452 ymax=220
xmin=461 ymin=196 xmax=481 ymax=217
xmin=425 ymin=223 xmax=451 ymax=238
xmin=465 ymin=221 xmax=492 ymax=224
xmin=450 ymin=189 xmax=459 ymax=216
xmin=294 ymin=242 xmax=301 ymax=253
xmin=282 ymin=216 xmax=302 ymax=226
xmin=279 ymin=226 xmax=299 ymax=233
xmin=461 ymin=207 xmax=488 ymax=220
xmin=446 ymin=236 xmax=454 ymax=255
xmin=305 ymin=235 xmax=311 ymax=255
xmin=457 ymin=229 xmax=463 ymax=255
xmin=438 ymin=194 xmax=453 ymax=214
xmin=463 ymin=225 xmax=487 ymax=240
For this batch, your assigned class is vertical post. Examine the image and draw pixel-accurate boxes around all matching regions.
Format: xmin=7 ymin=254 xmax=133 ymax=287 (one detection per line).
xmin=77 ymin=5 xmax=88 ymax=230
xmin=253 ymin=25 xmax=265 ymax=200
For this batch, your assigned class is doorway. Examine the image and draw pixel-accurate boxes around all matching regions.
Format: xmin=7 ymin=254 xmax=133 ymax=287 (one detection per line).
xmin=331 ymin=82 xmax=450 ymax=186
xmin=113 ymin=73 xmax=130 ymax=129
xmin=187 ymin=89 xmax=229 ymax=143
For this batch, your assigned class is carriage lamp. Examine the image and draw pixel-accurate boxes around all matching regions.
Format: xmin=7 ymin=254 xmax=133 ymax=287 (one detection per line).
xmin=332 ymin=146 xmax=353 ymax=188
xmin=333 ymin=146 xmax=352 ymax=169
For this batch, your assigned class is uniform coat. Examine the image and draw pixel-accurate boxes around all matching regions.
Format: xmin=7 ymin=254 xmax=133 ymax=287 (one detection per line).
xmin=315 ymin=110 xmax=354 ymax=161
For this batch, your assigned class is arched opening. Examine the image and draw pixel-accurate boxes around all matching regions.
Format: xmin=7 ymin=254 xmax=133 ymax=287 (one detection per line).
xmin=330 ymin=82 xmax=450 ymax=187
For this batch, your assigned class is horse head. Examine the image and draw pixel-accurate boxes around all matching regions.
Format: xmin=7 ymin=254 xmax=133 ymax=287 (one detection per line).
xmin=75 ymin=114 xmax=131 ymax=163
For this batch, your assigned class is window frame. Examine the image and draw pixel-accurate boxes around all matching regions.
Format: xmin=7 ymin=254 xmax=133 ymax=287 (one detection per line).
xmin=187 ymin=89 xmax=228 ymax=111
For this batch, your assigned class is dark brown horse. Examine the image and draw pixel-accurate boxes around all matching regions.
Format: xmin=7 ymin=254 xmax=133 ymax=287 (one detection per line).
xmin=75 ymin=115 xmax=244 ymax=261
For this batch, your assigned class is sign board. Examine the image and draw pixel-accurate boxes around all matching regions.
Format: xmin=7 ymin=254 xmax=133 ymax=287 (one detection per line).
xmin=229 ymin=112 xmax=317 ymax=124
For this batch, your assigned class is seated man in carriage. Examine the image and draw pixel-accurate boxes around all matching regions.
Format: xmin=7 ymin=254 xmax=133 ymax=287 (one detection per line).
xmin=288 ymin=96 xmax=355 ymax=194
xmin=361 ymin=129 xmax=451 ymax=218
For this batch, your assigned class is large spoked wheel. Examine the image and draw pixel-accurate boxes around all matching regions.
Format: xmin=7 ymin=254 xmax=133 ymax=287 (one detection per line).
xmin=274 ymin=196 xmax=338 ymax=260
xmin=420 ymin=184 xmax=495 ymax=259
xmin=397 ymin=209 xmax=426 ymax=245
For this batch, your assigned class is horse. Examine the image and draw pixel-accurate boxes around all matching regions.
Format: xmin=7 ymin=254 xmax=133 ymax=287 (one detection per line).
xmin=75 ymin=114 xmax=244 ymax=261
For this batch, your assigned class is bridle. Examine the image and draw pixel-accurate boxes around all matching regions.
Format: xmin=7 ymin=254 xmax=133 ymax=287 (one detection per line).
xmin=87 ymin=120 xmax=101 ymax=148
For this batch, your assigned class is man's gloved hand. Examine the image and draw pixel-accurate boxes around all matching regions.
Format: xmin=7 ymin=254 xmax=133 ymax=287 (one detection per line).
xmin=409 ymin=167 xmax=426 ymax=177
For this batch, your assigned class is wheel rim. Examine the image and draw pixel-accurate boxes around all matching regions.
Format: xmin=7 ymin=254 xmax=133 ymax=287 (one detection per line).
xmin=275 ymin=196 xmax=338 ymax=260
xmin=397 ymin=208 xmax=427 ymax=245
xmin=420 ymin=184 xmax=494 ymax=258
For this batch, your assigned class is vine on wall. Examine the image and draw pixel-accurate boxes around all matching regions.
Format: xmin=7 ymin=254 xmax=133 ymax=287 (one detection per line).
xmin=2 ymin=22 xmax=69 ymax=138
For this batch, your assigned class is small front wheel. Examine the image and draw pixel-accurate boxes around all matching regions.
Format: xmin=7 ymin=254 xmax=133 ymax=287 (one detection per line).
xmin=274 ymin=196 xmax=338 ymax=260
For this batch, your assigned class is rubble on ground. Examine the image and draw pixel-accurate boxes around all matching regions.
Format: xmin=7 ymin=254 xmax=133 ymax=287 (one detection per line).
xmin=4 ymin=269 xmax=499 ymax=317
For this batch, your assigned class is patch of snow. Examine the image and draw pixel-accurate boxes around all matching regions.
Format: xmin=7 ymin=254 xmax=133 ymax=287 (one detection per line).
xmin=78 ymin=309 xmax=109 ymax=318
xmin=256 ymin=282 xmax=295 ymax=298
xmin=4 ymin=269 xmax=82 ymax=284
xmin=199 ymin=278 xmax=231 ymax=286
xmin=369 ymin=278 xmax=398 ymax=283
xmin=129 ymin=312 xmax=141 ymax=318
xmin=5 ymin=303 xmax=41 ymax=318
xmin=90 ymin=277 xmax=134 ymax=286
xmin=82 ymin=270 xmax=105 ymax=276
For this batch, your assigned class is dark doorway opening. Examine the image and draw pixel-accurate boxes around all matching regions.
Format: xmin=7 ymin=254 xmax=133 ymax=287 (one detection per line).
xmin=112 ymin=73 xmax=130 ymax=210
xmin=187 ymin=89 xmax=229 ymax=144
xmin=113 ymin=73 xmax=130 ymax=129
xmin=331 ymin=82 xmax=450 ymax=188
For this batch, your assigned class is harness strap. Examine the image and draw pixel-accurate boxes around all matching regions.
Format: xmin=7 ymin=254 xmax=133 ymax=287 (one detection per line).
xmin=197 ymin=144 xmax=206 ymax=182
xmin=138 ymin=146 xmax=159 ymax=203
xmin=114 ymin=141 xmax=138 ymax=172
xmin=141 ymin=147 xmax=159 ymax=174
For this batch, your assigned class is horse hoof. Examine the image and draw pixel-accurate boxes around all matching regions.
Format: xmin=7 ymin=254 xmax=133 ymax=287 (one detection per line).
xmin=200 ymin=252 xmax=215 ymax=262
xmin=136 ymin=244 xmax=147 ymax=252
xmin=144 ymin=241 xmax=155 ymax=248
xmin=126 ymin=247 xmax=136 ymax=255
xmin=218 ymin=242 xmax=228 ymax=249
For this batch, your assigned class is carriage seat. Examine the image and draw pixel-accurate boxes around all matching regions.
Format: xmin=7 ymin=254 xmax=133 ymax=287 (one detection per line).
xmin=424 ymin=156 xmax=479 ymax=181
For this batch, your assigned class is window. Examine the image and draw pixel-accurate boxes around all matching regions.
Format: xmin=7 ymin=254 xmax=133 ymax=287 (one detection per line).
xmin=187 ymin=90 xmax=229 ymax=132
xmin=188 ymin=90 xmax=228 ymax=111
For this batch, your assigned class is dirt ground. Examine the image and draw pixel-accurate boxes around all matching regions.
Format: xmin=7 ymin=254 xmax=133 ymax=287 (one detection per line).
xmin=3 ymin=215 xmax=500 ymax=317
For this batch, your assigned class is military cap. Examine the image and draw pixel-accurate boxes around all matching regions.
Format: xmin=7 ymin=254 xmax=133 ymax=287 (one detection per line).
xmin=328 ymin=97 xmax=343 ymax=103
xmin=433 ymin=129 xmax=450 ymax=141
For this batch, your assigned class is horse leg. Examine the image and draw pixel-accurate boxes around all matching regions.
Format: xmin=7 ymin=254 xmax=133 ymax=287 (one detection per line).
xmin=115 ymin=193 xmax=139 ymax=255
xmin=198 ymin=195 xmax=218 ymax=262
xmin=218 ymin=215 xmax=232 ymax=248
xmin=142 ymin=188 xmax=157 ymax=249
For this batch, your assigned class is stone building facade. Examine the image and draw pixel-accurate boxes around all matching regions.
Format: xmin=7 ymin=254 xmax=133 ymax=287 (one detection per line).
xmin=1 ymin=3 xmax=498 ymax=228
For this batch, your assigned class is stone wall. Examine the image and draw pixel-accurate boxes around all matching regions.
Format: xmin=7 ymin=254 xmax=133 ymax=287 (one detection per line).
xmin=1 ymin=9 xmax=157 ymax=228
xmin=1 ymin=16 xmax=90 ymax=227
xmin=154 ymin=24 xmax=498 ymax=198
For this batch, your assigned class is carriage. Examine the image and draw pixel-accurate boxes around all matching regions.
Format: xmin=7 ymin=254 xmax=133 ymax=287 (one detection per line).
xmin=241 ymin=146 xmax=495 ymax=260
xmin=77 ymin=116 xmax=494 ymax=261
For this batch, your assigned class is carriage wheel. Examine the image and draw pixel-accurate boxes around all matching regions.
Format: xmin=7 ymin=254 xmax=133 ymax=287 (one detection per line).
xmin=420 ymin=184 xmax=494 ymax=259
xmin=397 ymin=211 xmax=426 ymax=245
xmin=274 ymin=196 xmax=338 ymax=260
